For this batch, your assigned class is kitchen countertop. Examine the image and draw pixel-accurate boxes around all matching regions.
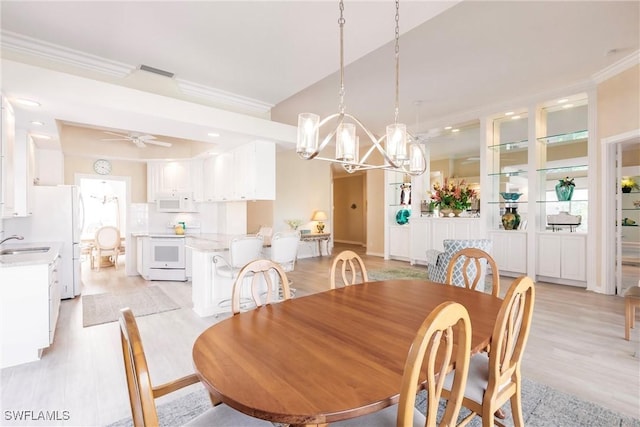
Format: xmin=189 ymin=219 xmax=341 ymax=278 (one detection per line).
xmin=0 ymin=242 xmax=62 ymax=267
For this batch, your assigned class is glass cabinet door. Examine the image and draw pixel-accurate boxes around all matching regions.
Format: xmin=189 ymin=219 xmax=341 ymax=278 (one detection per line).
xmin=488 ymin=112 xmax=529 ymax=230
xmin=536 ymin=98 xmax=588 ymax=232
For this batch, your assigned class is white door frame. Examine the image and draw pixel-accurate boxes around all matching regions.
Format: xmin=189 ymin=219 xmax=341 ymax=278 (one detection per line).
xmin=600 ymin=129 xmax=640 ymax=295
xmin=74 ymin=173 xmax=133 ymax=274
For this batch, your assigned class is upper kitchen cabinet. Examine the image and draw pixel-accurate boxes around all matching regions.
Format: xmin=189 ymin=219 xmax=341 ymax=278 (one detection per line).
xmin=147 ymin=159 xmax=203 ymax=202
xmin=12 ymin=130 xmax=36 ymax=217
xmin=206 ymin=140 xmax=276 ymax=202
xmin=233 ymin=140 xmax=275 ymax=201
xmin=1 ymin=95 xmax=16 ymax=218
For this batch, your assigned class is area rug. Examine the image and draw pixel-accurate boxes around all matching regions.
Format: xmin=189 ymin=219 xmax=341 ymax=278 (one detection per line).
xmin=82 ymin=286 xmax=180 ymax=327
xmin=368 ymin=265 xmax=428 ymax=281
xmin=107 ymin=377 xmax=640 ymax=427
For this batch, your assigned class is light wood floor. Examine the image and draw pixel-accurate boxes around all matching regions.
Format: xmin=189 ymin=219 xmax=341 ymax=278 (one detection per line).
xmin=1 ymin=243 xmax=639 ymax=426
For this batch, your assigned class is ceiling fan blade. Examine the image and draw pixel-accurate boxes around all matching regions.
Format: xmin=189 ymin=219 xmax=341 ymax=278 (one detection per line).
xmin=103 ymin=131 xmax=128 ymax=138
xmin=100 ymin=138 xmax=130 ymax=141
xmin=145 ymin=139 xmax=172 ymax=147
xmin=138 ymin=134 xmax=157 ymax=141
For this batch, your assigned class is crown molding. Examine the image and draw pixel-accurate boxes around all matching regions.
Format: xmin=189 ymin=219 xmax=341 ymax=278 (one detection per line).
xmin=592 ymin=50 xmax=640 ymax=84
xmin=175 ymin=79 xmax=274 ymax=115
xmin=1 ymin=30 xmax=274 ymax=115
xmin=1 ymin=30 xmax=133 ymax=78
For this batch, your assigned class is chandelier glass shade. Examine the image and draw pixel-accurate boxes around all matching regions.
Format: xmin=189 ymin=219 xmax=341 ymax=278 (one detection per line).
xmin=296 ymin=0 xmax=426 ymax=176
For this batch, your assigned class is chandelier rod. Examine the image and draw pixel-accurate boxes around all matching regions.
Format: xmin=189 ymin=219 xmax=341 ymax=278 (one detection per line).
xmin=338 ymin=0 xmax=346 ymax=115
xmin=394 ymin=0 xmax=400 ymax=124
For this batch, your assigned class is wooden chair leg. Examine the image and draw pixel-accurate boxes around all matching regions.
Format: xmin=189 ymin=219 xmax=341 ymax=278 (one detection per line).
xmin=625 ymin=298 xmax=633 ymax=341
xmin=510 ymin=389 xmax=525 ymax=427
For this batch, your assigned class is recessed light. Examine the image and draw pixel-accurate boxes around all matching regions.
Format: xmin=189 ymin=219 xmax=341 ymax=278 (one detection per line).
xmin=505 ymin=111 xmax=514 ymax=116
xmin=511 ymin=115 xmax=521 ymax=120
xmin=30 ymin=121 xmax=44 ymax=126
xmin=451 ymin=129 xmax=460 ymax=133
xmin=207 ymin=132 xmax=220 ymax=138
xmin=562 ymin=104 xmax=574 ymax=109
xmin=444 ymin=126 xmax=452 ymax=130
xmin=557 ymin=98 xmax=568 ymax=104
xmin=30 ymin=133 xmax=51 ymax=140
xmin=15 ymin=98 xmax=41 ymax=107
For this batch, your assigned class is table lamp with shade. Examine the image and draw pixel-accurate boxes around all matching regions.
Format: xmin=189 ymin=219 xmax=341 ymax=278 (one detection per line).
xmin=312 ymin=211 xmax=328 ymax=233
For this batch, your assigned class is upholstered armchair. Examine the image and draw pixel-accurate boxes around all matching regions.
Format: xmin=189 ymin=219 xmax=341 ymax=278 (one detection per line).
xmin=426 ymin=239 xmax=493 ymax=291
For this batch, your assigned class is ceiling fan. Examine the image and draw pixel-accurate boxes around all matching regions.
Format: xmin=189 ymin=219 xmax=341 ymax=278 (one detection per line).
xmin=101 ymin=131 xmax=172 ymax=148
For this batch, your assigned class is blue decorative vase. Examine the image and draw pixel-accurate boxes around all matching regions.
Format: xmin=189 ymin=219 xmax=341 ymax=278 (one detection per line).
xmin=555 ymin=182 xmax=574 ymax=201
xmin=395 ymin=209 xmax=411 ymax=225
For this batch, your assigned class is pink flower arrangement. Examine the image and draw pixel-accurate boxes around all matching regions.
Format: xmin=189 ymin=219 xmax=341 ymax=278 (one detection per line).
xmin=431 ymin=177 xmax=477 ymax=210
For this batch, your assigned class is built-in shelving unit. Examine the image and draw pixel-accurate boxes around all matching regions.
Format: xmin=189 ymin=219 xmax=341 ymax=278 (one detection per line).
xmin=621 ymin=185 xmax=640 ymax=265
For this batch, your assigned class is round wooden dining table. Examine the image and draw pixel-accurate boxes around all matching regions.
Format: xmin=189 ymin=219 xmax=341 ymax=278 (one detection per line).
xmin=192 ymin=279 xmax=503 ymax=426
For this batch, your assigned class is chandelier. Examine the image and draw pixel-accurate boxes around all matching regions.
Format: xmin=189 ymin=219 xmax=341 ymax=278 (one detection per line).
xmin=296 ymin=0 xmax=426 ymax=176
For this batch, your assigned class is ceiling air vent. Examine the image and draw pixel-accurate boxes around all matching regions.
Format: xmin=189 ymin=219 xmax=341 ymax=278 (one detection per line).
xmin=139 ymin=64 xmax=174 ymax=78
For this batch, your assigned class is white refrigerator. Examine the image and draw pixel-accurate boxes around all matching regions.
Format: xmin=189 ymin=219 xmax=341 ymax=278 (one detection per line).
xmin=24 ymin=185 xmax=84 ymax=299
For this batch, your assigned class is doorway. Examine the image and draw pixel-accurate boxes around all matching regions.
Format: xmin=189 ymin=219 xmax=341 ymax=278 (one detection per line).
xmin=75 ymin=174 xmax=129 ymax=271
xmin=602 ymin=130 xmax=640 ymax=295
xmin=332 ymin=167 xmax=367 ymax=247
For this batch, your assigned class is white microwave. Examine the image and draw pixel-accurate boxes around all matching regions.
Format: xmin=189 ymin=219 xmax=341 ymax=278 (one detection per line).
xmin=156 ymin=193 xmax=198 ymax=213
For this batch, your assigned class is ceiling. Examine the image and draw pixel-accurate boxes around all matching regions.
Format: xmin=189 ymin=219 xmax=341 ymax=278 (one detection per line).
xmin=1 ymin=1 xmax=638 ymax=161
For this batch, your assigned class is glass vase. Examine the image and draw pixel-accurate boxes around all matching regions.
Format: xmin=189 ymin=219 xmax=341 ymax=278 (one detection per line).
xmin=555 ymin=183 xmax=574 ymax=201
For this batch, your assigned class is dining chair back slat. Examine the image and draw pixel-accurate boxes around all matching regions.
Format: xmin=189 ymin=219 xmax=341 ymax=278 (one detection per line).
xmin=232 ymin=259 xmax=292 ymax=314
xmin=330 ymin=250 xmax=369 ymax=289
xmin=445 ymin=247 xmax=500 ymax=297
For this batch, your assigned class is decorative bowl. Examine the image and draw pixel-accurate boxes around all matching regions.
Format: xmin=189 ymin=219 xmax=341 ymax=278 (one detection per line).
xmin=500 ymin=192 xmax=523 ymax=201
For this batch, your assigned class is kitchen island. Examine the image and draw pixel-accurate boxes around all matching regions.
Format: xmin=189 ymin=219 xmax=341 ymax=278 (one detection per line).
xmin=186 ymin=234 xmax=249 ymax=317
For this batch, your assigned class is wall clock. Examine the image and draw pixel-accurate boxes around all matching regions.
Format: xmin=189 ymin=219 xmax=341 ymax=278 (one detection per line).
xmin=93 ymin=159 xmax=112 ymax=175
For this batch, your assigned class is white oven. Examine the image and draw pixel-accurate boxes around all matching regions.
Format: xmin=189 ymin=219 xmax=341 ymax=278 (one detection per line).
xmin=139 ymin=235 xmax=187 ymax=281
xmin=149 ymin=236 xmax=185 ymax=268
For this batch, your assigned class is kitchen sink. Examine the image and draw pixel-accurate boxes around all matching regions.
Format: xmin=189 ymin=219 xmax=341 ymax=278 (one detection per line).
xmin=0 ymin=247 xmax=50 ymax=255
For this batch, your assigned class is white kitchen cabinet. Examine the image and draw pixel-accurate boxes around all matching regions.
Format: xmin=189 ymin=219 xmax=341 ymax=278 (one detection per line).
xmin=12 ymin=131 xmax=35 ymax=217
xmin=489 ymin=230 xmax=527 ymax=276
xmin=202 ymin=156 xmax=216 ymax=202
xmin=408 ymin=217 xmax=484 ymax=265
xmin=0 ymin=254 xmax=61 ymax=368
xmin=537 ymin=233 xmax=586 ymax=286
xmin=233 ymin=141 xmax=276 ymax=200
xmin=212 ymin=151 xmax=233 ymax=201
xmin=389 ymin=225 xmax=410 ymax=260
xmin=147 ymin=159 xmax=203 ymax=202
xmin=1 ymin=95 xmax=16 ymax=218
xmin=48 ymin=255 xmax=61 ymax=344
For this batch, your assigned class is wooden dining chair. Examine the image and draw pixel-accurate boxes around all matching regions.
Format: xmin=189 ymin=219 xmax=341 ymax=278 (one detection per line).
xmin=445 ymin=248 xmax=500 ymax=297
xmin=231 ymin=259 xmax=292 ymax=314
xmin=330 ymin=250 xmax=369 ymax=289
xmin=118 ymin=308 xmax=271 ymax=427
xmin=332 ymin=301 xmax=472 ymax=427
xmin=442 ymin=276 xmax=536 ymax=427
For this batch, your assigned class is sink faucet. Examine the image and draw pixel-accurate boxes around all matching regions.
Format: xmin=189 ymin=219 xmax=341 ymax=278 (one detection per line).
xmin=0 ymin=235 xmax=24 ymax=245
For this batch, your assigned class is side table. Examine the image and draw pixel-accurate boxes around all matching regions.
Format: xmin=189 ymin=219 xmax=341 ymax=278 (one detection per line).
xmin=300 ymin=233 xmax=332 ymax=257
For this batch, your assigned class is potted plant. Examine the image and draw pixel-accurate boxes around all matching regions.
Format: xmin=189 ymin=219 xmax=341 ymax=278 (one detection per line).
xmin=555 ymin=177 xmax=575 ymax=201
xmin=621 ymin=177 xmax=639 ymax=193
